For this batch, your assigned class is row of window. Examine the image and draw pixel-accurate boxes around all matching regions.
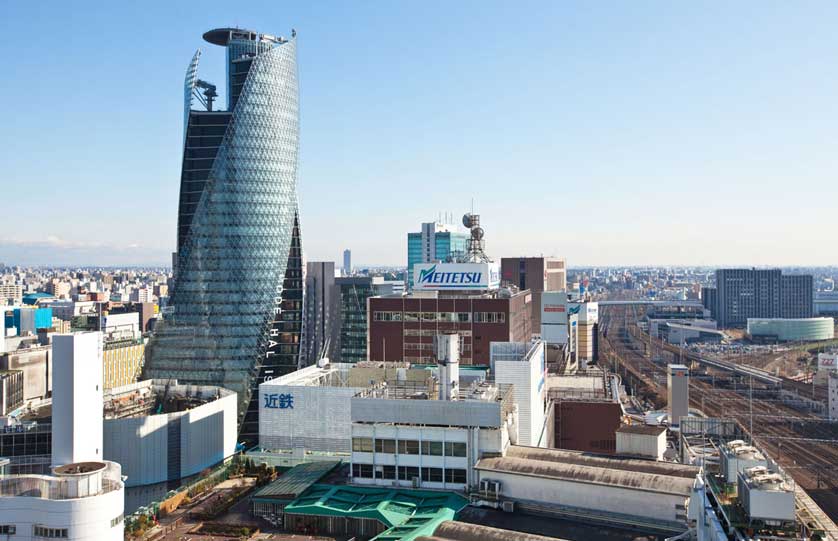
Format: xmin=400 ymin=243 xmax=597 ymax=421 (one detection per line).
xmin=0 ymin=525 xmax=15 ymax=534
xmin=372 ymin=311 xmax=506 ymax=324
xmin=34 ymin=525 xmax=69 ymax=538
xmin=473 ymin=312 xmax=506 ymax=323
xmin=404 ymin=329 xmax=472 ymax=337
xmin=352 ymin=437 xmax=467 ymax=457
xmin=374 ymin=312 xmax=473 ymax=323
xmin=403 ymin=342 xmax=472 ymax=352
xmin=352 ymin=464 xmax=467 ymax=484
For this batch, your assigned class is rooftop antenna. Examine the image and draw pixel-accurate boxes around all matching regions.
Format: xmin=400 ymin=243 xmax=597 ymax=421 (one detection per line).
xmin=462 ymin=212 xmax=490 ymax=263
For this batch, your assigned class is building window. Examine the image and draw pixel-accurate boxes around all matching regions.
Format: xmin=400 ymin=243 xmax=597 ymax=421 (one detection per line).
xmin=421 ymin=312 xmax=437 ymax=322
xmin=404 ymin=312 xmax=420 ymax=322
xmin=352 ymin=437 xmax=373 ymax=452
xmin=374 ymin=439 xmax=396 ymax=454
xmin=474 ymin=312 xmax=505 ymax=324
xmin=444 ymin=468 xmax=467 ymax=484
xmin=373 ymin=311 xmax=402 ymax=322
xmin=375 ymin=465 xmax=396 ymax=480
xmin=110 ymin=513 xmax=124 ymax=527
xmin=398 ymin=440 xmax=420 ymax=455
xmin=444 ymin=442 xmax=467 ymax=457
xmin=398 ymin=466 xmax=420 ymax=481
xmin=422 ymin=467 xmax=443 ymax=483
xmin=352 ymin=463 xmax=374 ymax=478
xmin=34 ymin=525 xmax=69 ymax=538
xmin=421 ymin=441 xmax=443 ymax=456
xmin=0 ymin=525 xmax=16 ymax=534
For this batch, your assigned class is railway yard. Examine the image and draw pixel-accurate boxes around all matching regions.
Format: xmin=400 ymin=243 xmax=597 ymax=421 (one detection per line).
xmin=598 ymin=304 xmax=838 ymax=530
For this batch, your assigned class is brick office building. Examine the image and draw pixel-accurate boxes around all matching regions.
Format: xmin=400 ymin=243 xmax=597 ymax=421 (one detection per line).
xmin=501 ymin=257 xmax=566 ymax=330
xmin=368 ymin=290 xmax=532 ymax=366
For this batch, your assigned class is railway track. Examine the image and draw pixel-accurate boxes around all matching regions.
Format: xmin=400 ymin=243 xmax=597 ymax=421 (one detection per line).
xmin=599 ymin=304 xmax=838 ymax=523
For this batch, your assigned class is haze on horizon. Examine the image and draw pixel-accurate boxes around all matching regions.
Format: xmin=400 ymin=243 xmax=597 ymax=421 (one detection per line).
xmin=1 ymin=1 xmax=836 ymax=268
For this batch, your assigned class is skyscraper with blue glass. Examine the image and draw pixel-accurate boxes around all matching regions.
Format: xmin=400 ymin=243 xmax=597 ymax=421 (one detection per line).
xmin=146 ymin=27 xmax=302 ymax=444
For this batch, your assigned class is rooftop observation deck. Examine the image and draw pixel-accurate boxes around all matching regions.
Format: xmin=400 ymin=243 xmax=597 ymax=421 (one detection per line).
xmin=0 ymin=460 xmax=123 ymax=500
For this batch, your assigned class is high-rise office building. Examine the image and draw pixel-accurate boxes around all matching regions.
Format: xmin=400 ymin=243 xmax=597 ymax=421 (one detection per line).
xmin=706 ymin=269 xmax=813 ymax=327
xmin=146 ymin=27 xmax=301 ymax=444
xmin=501 ymin=257 xmax=567 ymax=330
xmin=303 ymin=261 xmax=338 ymax=365
xmin=407 ymin=222 xmax=469 ymax=289
xmin=343 ymin=249 xmax=352 ymax=276
xmin=335 ymin=277 xmax=376 ymax=363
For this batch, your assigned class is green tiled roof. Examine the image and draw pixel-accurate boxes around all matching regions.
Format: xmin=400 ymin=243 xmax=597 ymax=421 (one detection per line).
xmin=252 ymin=461 xmax=341 ymax=501
xmin=284 ymin=484 xmax=468 ymax=541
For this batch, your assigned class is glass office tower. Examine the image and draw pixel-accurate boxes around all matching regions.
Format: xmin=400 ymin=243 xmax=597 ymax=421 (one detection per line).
xmin=146 ymin=28 xmax=302 ymax=445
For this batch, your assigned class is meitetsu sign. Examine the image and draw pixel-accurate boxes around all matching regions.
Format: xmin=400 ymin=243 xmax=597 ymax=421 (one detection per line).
xmin=413 ymin=262 xmax=500 ymax=291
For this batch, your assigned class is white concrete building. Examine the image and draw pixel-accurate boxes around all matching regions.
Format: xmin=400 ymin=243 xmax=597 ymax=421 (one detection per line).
xmin=103 ymin=380 xmax=237 ymax=487
xmin=475 ymin=446 xmax=697 ymax=532
xmin=0 ymin=461 xmax=125 ymax=540
xmin=0 ymin=331 xmax=124 ymax=540
xmin=52 ymin=332 xmax=104 ymax=467
xmin=258 ymin=363 xmax=377 ymax=456
xmin=350 ymin=380 xmax=516 ymax=492
xmin=257 ymin=360 xmax=440 ymax=459
xmin=829 ymin=372 xmax=838 ymax=421
xmin=491 ymin=340 xmax=547 ymax=447
xmin=101 ymin=311 xmax=140 ymax=340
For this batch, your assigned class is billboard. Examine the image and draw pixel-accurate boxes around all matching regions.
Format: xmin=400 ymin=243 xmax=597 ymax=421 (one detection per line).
xmin=541 ymin=291 xmax=569 ymax=344
xmin=413 ymin=262 xmax=500 ymax=291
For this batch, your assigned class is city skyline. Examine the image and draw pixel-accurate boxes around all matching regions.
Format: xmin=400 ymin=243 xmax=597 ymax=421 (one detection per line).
xmin=2 ymin=1 xmax=837 ymax=267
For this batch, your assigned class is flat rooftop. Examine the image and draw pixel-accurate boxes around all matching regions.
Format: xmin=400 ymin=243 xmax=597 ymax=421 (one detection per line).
xmin=475 ymin=446 xmax=697 ymax=497
xmin=417 ymin=520 xmax=569 ymax=541
xmin=451 ymin=507 xmax=668 ymax=541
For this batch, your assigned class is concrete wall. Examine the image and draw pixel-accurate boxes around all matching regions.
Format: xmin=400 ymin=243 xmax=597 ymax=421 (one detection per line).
xmin=104 ymin=390 xmax=236 ymax=487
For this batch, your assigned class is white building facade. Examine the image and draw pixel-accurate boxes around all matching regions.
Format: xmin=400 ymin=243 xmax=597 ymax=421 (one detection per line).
xmin=491 ymin=340 xmax=547 ymax=447
xmin=103 ymin=381 xmax=237 ymax=487
xmin=0 ymin=331 xmax=124 ymax=540
xmin=52 ymin=332 xmax=104 ymax=467
xmin=0 ymin=461 xmax=125 ymax=541
xmin=349 ymin=382 xmax=517 ymax=492
xmin=258 ymin=363 xmax=364 ymax=455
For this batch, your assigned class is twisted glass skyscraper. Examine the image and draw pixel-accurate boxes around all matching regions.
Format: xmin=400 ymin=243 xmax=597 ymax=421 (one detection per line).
xmin=146 ymin=28 xmax=302 ymax=444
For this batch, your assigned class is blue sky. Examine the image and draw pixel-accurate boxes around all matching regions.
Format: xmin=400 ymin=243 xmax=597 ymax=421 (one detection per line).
xmin=1 ymin=1 xmax=836 ymax=267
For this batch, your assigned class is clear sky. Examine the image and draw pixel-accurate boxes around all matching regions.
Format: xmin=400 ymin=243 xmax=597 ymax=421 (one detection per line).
xmin=1 ymin=1 xmax=836 ymax=267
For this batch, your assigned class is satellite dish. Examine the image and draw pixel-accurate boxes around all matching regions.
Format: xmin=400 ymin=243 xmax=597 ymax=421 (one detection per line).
xmin=462 ymin=214 xmax=473 ymax=228
xmin=472 ymin=227 xmax=484 ymax=240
